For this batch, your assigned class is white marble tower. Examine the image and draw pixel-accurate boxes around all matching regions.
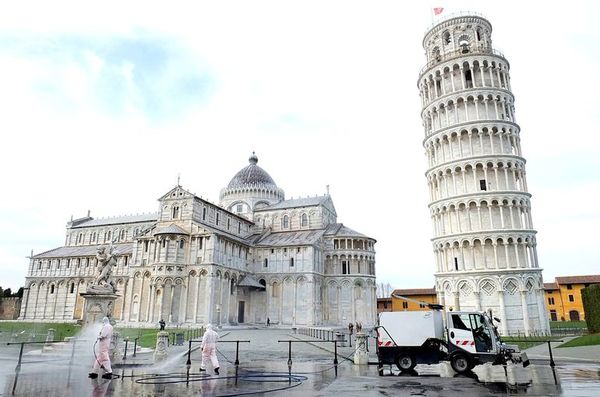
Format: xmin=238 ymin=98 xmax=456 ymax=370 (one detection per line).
xmin=418 ymin=14 xmax=550 ymax=335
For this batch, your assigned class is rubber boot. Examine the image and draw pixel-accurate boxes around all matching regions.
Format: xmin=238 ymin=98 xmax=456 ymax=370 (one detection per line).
xmin=88 ymin=373 xmax=98 ymax=379
xmin=214 ymin=367 xmax=219 ymax=375
xmin=101 ymin=373 xmax=113 ymax=379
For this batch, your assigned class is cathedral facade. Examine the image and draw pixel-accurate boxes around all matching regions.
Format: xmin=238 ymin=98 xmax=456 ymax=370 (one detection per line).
xmin=19 ymin=153 xmax=377 ymax=327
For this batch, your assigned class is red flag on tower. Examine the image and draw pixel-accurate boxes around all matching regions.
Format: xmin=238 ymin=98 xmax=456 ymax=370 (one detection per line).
xmin=433 ymin=7 xmax=444 ymax=16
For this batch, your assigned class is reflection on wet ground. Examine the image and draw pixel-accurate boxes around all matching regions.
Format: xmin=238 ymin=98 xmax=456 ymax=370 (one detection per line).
xmin=1 ymin=329 xmax=599 ymax=396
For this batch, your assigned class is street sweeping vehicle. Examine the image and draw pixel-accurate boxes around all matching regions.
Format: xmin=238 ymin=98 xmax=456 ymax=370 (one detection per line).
xmin=376 ymin=295 xmax=529 ymax=374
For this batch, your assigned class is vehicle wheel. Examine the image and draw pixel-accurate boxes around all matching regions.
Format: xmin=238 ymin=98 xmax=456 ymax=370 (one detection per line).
xmin=450 ymin=353 xmax=470 ymax=374
xmin=395 ymin=354 xmax=416 ymax=371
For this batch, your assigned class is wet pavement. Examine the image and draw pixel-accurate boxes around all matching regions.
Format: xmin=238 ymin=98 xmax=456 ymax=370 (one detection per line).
xmin=1 ymin=328 xmax=599 ymax=396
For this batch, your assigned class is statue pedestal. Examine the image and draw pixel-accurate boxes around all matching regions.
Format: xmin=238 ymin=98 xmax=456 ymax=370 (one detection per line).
xmin=154 ymin=331 xmax=169 ymax=362
xmin=110 ymin=331 xmax=122 ymax=365
xmin=80 ymin=290 xmax=118 ymax=327
xmin=353 ymin=332 xmax=368 ymax=365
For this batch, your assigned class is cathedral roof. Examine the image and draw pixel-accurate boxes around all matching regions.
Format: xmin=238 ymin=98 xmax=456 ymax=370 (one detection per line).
xmin=33 ymin=243 xmax=132 ymax=258
xmin=250 ymin=229 xmax=325 ymax=247
xmin=237 ymin=275 xmax=265 ymax=289
xmin=226 ymin=152 xmax=279 ymax=190
xmin=254 ymin=195 xmax=329 ymax=211
xmin=69 ymin=213 xmax=158 ymax=228
xmin=154 ymin=224 xmax=189 ymax=235
xmin=324 ymin=223 xmax=370 ymax=239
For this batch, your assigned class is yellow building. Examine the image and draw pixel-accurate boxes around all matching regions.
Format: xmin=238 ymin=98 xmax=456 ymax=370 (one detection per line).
xmin=391 ymin=288 xmax=437 ymax=311
xmin=377 ymin=297 xmax=392 ymax=313
xmin=543 ymin=275 xmax=600 ymax=322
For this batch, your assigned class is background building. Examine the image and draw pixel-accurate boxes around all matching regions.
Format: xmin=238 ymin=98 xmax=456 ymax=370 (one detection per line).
xmin=418 ymin=14 xmax=549 ymax=335
xmin=544 ymin=275 xmax=600 ymax=322
xmin=391 ymin=288 xmax=438 ymax=311
xmin=20 ymin=154 xmax=377 ymax=327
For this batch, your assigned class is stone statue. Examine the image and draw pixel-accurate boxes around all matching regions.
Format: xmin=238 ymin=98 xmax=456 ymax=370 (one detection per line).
xmin=90 ymin=245 xmax=117 ymax=293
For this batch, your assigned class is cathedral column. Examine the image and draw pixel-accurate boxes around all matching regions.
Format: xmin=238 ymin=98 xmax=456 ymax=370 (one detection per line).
xmin=179 ymin=281 xmax=188 ymax=323
xmin=147 ymin=284 xmax=155 ymax=323
xmin=120 ymin=279 xmax=129 ymax=321
xmin=493 ymin=242 xmax=499 ymax=269
xmin=223 ymin=278 xmax=230 ymax=324
xmin=292 ymin=279 xmax=298 ymax=326
xmin=127 ymin=276 xmax=136 ymax=322
xmin=453 ymin=291 xmax=460 ymax=311
xmin=193 ymin=274 xmax=200 ymax=323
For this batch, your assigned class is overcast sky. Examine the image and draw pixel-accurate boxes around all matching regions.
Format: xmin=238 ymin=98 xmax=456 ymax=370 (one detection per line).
xmin=1 ymin=0 xmax=599 ymax=291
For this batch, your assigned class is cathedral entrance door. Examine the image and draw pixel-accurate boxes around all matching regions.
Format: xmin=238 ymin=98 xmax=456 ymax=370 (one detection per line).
xmin=238 ymin=301 xmax=245 ymax=323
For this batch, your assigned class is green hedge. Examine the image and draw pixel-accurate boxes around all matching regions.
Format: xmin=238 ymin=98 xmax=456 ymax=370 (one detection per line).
xmin=582 ymin=284 xmax=600 ymax=333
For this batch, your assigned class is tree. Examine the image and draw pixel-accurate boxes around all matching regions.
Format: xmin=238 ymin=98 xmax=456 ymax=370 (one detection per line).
xmin=16 ymin=287 xmax=24 ymax=298
xmin=3 ymin=288 xmax=12 ymax=298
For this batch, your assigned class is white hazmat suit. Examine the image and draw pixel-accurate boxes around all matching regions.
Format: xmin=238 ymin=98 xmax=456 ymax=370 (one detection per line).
xmin=200 ymin=324 xmax=220 ymax=374
xmin=89 ymin=317 xmax=113 ymax=378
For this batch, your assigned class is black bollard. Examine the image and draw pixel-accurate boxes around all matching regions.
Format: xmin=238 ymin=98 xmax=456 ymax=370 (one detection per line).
xmin=123 ymin=339 xmax=129 ymax=360
xmin=133 ymin=337 xmax=138 ymax=357
xmin=333 ymin=340 xmax=338 ymax=377
xmin=186 ymin=340 xmax=192 ymax=366
xmin=287 ymin=341 xmax=293 ymax=384
xmin=547 ymin=341 xmax=556 ymax=368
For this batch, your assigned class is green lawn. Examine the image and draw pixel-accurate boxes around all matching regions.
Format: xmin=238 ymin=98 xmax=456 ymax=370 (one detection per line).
xmin=0 ymin=322 xmax=204 ymax=348
xmin=550 ymin=321 xmax=588 ymax=329
xmin=0 ymin=322 xmax=80 ymax=342
xmin=502 ymin=336 xmax=562 ymax=350
xmin=558 ymin=333 xmax=600 ymax=348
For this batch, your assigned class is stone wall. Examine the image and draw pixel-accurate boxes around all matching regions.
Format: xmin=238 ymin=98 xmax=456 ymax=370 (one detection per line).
xmin=0 ymin=297 xmax=22 ymax=320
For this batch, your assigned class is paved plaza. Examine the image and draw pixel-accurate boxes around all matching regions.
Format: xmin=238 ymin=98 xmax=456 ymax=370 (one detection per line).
xmin=1 ymin=327 xmax=599 ymax=396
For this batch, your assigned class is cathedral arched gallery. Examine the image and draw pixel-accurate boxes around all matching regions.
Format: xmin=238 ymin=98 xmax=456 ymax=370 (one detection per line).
xmin=20 ymin=153 xmax=377 ymax=327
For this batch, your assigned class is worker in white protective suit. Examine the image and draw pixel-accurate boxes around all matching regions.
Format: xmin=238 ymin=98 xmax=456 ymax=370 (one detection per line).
xmin=89 ymin=317 xmax=113 ymax=379
xmin=199 ymin=324 xmax=220 ymax=375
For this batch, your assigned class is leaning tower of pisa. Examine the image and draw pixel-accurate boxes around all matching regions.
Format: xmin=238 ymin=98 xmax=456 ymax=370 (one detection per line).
xmin=418 ymin=14 xmax=550 ymax=335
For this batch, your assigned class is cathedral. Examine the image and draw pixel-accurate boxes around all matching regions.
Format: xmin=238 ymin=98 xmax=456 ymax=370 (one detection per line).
xmin=19 ymin=153 xmax=377 ymax=327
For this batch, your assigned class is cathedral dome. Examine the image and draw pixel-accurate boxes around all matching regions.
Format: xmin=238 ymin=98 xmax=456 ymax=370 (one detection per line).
xmin=226 ymin=153 xmax=277 ymax=189
xmin=220 ymin=152 xmax=285 ymax=215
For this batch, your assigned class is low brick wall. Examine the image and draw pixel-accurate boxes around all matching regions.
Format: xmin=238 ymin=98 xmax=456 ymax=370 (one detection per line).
xmin=0 ymin=297 xmax=22 ymax=320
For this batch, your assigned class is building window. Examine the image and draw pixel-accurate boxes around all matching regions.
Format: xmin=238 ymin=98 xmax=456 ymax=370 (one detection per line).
xmin=566 ymin=284 xmax=572 ymax=290
xmin=402 ymin=301 xmax=408 ymax=309
xmin=290 ymin=258 xmax=294 ymax=267
xmin=124 ymin=256 xmax=128 ymax=266
xmin=50 ymin=285 xmax=55 ymax=294
xmin=216 ymin=213 xmax=220 ymax=226
xmin=548 ymin=297 xmax=555 ymax=305
xmin=236 ymin=204 xmax=243 ymax=213
xmin=203 ymin=207 xmax=207 ymax=221
xmin=198 ymin=237 xmax=203 ymax=249
xmin=144 ymin=241 xmax=149 ymax=252
xmin=301 ymin=213 xmax=308 ymax=227
xmin=238 ymin=222 xmax=241 ymax=234
xmin=70 ymin=283 xmax=75 ymax=294
xmin=568 ymin=294 xmax=574 ymax=302
xmin=162 ymin=240 xmax=166 ymax=248
xmin=271 ymin=249 xmax=274 ymax=254
xmin=282 ymin=215 xmax=289 ymax=229
xmin=342 ymin=261 xmax=348 ymax=274
xmin=172 ymin=206 xmax=179 ymax=219
xmin=297 ymin=247 xmax=301 ymax=253
xmin=479 ymin=179 xmax=487 ymax=191
xmin=264 ymin=258 xmax=268 ymax=267
xmin=454 ymin=257 xmax=458 ymax=271
xmin=550 ymin=310 xmax=557 ymax=321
